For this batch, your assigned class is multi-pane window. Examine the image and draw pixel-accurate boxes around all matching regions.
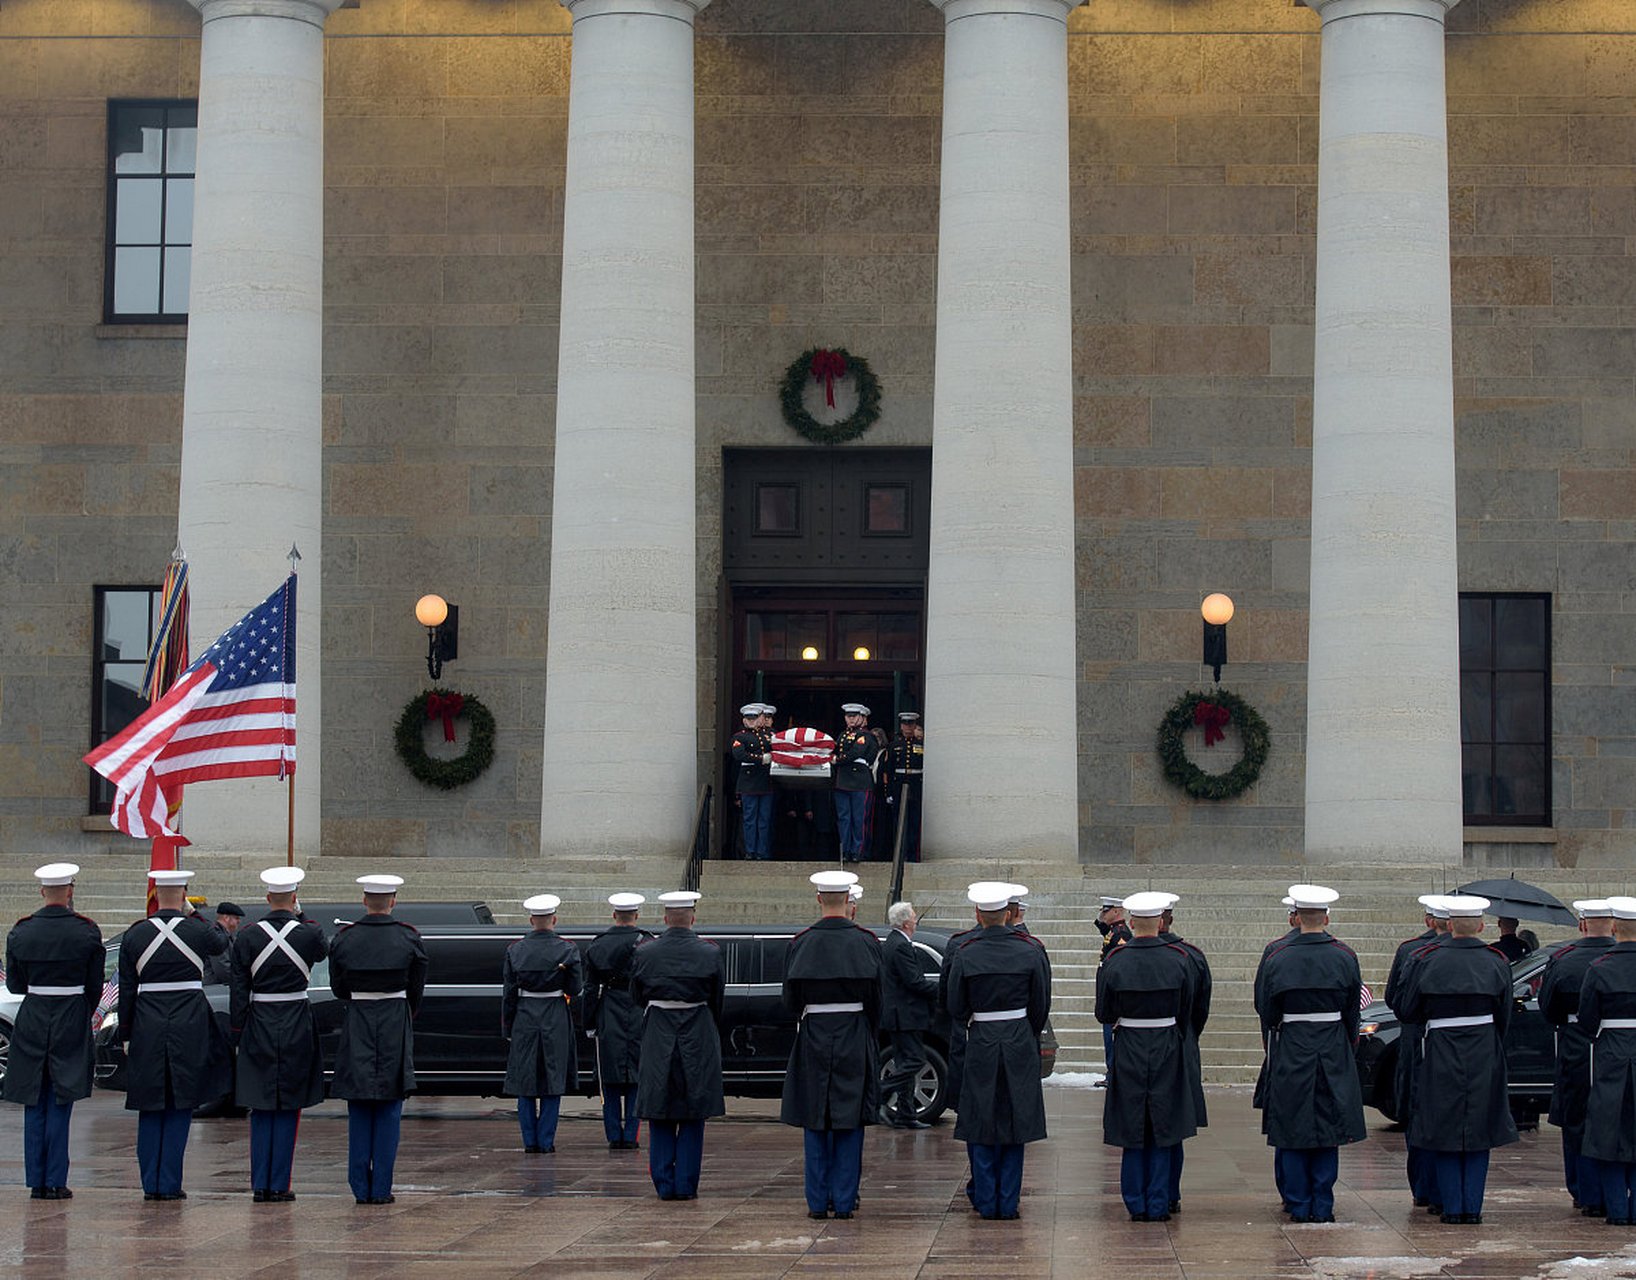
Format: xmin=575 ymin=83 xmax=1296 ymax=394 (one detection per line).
xmin=1459 ymin=593 xmax=1551 ymax=826
xmin=90 ymin=586 xmax=161 ymax=813
xmin=105 ymin=101 xmax=197 ymax=322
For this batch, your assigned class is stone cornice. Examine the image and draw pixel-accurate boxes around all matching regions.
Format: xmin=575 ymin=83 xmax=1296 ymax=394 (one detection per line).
xmin=929 ymin=0 xmax=1086 ymax=22
xmin=189 ymin=0 xmax=346 ymax=24
xmin=1304 ymin=0 xmax=1461 ymax=21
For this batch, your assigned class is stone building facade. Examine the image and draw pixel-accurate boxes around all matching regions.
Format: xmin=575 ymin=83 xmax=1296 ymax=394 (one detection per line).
xmin=0 ymin=0 xmax=1632 ymax=870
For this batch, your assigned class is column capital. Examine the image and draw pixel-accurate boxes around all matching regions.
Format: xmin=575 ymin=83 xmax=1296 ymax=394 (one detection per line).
xmin=1304 ymin=0 xmax=1461 ymax=21
xmin=929 ymin=0 xmax=1085 ymax=22
xmin=561 ymin=0 xmax=711 ymax=21
xmin=188 ymin=0 xmax=345 ymax=24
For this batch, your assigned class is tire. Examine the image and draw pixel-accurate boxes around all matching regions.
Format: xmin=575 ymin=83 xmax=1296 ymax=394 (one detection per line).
xmin=878 ymin=1044 xmax=949 ymax=1125
xmin=0 ymin=1019 xmax=10 ymax=1092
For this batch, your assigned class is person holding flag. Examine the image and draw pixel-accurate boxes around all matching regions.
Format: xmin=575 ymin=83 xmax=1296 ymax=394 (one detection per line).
xmin=138 ymin=552 xmax=192 ymax=908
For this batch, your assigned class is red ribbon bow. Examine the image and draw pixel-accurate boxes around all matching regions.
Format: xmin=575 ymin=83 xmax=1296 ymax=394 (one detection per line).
xmin=1193 ymin=700 xmax=1230 ymax=748
xmin=427 ymin=692 xmax=465 ymax=743
xmin=810 ymin=349 xmax=847 ymax=408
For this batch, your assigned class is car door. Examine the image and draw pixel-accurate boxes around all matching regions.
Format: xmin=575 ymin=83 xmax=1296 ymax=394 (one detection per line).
xmin=1503 ymin=951 xmax=1557 ymax=1092
xmin=413 ymin=933 xmax=513 ymax=1086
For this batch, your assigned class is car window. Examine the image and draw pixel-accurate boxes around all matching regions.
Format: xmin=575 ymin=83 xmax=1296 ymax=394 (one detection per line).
xmin=427 ymin=936 xmax=507 ymax=986
xmin=712 ymin=936 xmax=759 ymax=985
xmin=760 ymin=937 xmax=786 ymax=984
xmin=310 ymin=957 xmax=330 ymax=989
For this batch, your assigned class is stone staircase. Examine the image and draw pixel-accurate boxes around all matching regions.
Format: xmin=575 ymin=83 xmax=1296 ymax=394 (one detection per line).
xmin=4 ymin=853 xmax=1624 ymax=1084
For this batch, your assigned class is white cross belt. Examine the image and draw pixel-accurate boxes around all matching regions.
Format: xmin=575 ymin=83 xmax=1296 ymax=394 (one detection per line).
xmin=351 ymin=990 xmax=407 ymax=1001
xmin=1281 ymin=1011 xmax=1342 ymax=1024
xmin=27 ymin=985 xmax=83 ymax=997
xmin=251 ymin=991 xmax=309 ymax=1003
xmin=518 ymin=990 xmax=566 ymax=1000
xmin=1117 ymin=1016 xmax=1176 ymax=1029
xmin=137 ymin=980 xmax=203 ymax=994
xmin=970 ymin=1008 xmax=1027 ymax=1023
xmin=647 ymin=1000 xmax=704 ymax=1011
xmin=803 ymin=1002 xmax=864 ymax=1016
xmin=1426 ymin=1014 xmax=1493 ymax=1030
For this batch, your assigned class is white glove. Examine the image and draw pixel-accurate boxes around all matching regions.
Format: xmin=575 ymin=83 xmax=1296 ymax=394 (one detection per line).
xmin=762 ymin=754 xmax=772 ymax=764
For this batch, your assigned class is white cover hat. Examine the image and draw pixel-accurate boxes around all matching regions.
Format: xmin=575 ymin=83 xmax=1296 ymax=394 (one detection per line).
xmin=1008 ymin=885 xmax=1030 ymax=906
xmin=658 ymin=890 xmax=702 ymax=908
xmin=841 ymin=703 xmax=870 ymax=715
xmin=1098 ymin=894 xmax=1125 ymax=909
xmin=740 ymin=703 xmax=763 ymax=716
xmin=761 ymin=703 xmax=777 ymax=714
xmin=34 ymin=862 xmax=78 ymax=886
xmin=608 ymin=892 xmax=645 ymax=910
xmin=967 ymin=881 xmax=1015 ymax=911
xmin=523 ymin=894 xmax=561 ymax=914
xmin=1122 ymin=890 xmax=1172 ymax=918
xmin=357 ymin=874 xmax=405 ymax=893
xmin=1442 ymin=894 xmax=1489 ymax=917
xmin=1606 ymin=896 xmax=1636 ymax=920
xmin=260 ymin=866 xmax=306 ymax=893
xmin=1287 ymin=884 xmax=1339 ymax=910
xmin=811 ymin=870 xmax=859 ymax=893
xmin=149 ymin=869 xmax=194 ymax=887
xmin=1418 ymin=893 xmax=1452 ymax=919
xmin=848 ymin=884 xmax=864 ymax=902
xmin=1281 ymin=896 xmax=1296 ymax=908
xmin=1574 ymin=899 xmax=1614 ymax=918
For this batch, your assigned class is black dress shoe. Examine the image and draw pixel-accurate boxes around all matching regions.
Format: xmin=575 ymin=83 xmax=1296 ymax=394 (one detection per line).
xmin=144 ymin=1192 xmax=162 ymax=1202
xmin=676 ymin=1193 xmax=697 ymax=1201
xmin=355 ymin=1198 xmax=371 ymax=1206
xmin=1584 ymin=1205 xmax=1607 ymax=1217
xmin=540 ymin=1145 xmax=556 ymax=1154
xmin=1129 ymin=1211 xmax=1149 ymax=1222
xmin=1000 ymin=1210 xmax=1020 ymax=1220
xmin=1289 ymin=1214 xmax=1312 ymax=1224
xmin=1168 ymin=1200 xmax=1181 ymax=1214
xmin=272 ymin=1191 xmax=296 ymax=1202
xmin=1608 ymin=1217 xmax=1634 ymax=1226
xmin=1426 ymin=1203 xmax=1444 ymax=1215
xmin=253 ymin=1189 xmax=269 ymax=1203
xmin=1150 ymin=1212 xmax=1171 ymax=1222
xmin=369 ymin=1195 xmax=395 ymax=1205
xmin=833 ymin=1211 xmax=853 ymax=1220
xmin=525 ymin=1145 xmax=543 ymax=1154
xmin=808 ymin=1209 xmax=829 ymax=1220
xmin=1440 ymin=1212 xmax=1462 ymax=1224
xmin=30 ymin=1188 xmax=48 ymax=1200
xmin=1464 ymin=1214 xmax=1482 ymax=1225
xmin=1413 ymin=1197 xmax=1430 ymax=1208
xmin=1315 ymin=1213 xmax=1335 ymax=1223
xmin=51 ymin=1187 xmax=71 ymax=1200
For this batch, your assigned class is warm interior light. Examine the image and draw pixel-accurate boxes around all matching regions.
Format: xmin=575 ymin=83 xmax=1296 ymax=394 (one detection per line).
xmin=415 ymin=593 xmax=449 ymax=628
xmin=853 ymin=646 xmax=871 ymax=661
xmin=801 ymin=645 xmax=819 ymax=661
xmin=1201 ymin=593 xmax=1235 ymax=626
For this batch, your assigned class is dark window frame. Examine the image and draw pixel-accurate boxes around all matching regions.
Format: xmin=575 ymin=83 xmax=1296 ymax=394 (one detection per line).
xmin=861 ymin=482 xmax=913 ymax=538
xmin=753 ymin=482 xmax=802 ymax=537
xmin=104 ymin=99 xmax=197 ymax=324
xmin=1459 ymin=591 xmax=1552 ymax=828
xmin=89 ymin=584 xmax=161 ymax=814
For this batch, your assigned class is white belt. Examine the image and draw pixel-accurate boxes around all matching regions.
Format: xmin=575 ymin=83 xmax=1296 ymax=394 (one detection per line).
xmin=1426 ymin=1014 xmax=1494 ymax=1030
xmin=27 ymin=985 xmax=83 ymax=997
xmin=1281 ymin=1011 xmax=1342 ymax=1024
xmin=970 ymin=1008 xmax=1027 ymax=1023
xmin=351 ymin=990 xmax=407 ymax=1001
xmin=647 ymin=1000 xmax=704 ymax=1011
xmin=137 ymin=981 xmax=203 ymax=994
xmin=1117 ymin=1016 xmax=1176 ymax=1029
xmin=519 ymin=990 xmax=566 ymax=1000
xmin=251 ymin=991 xmax=309 ymax=1004
xmin=901 ymin=769 xmax=923 ymax=775
xmin=804 ymin=1002 xmax=865 ymax=1016
xmin=1599 ymin=1019 xmax=1636 ymax=1031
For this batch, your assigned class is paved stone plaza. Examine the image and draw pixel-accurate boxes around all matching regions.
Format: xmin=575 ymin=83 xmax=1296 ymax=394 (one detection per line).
xmin=4 ymin=1086 xmax=1635 ymax=1278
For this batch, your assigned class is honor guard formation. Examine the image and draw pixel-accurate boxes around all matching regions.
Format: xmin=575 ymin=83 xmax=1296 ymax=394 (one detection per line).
xmin=9 ymin=862 xmax=1636 ymax=1231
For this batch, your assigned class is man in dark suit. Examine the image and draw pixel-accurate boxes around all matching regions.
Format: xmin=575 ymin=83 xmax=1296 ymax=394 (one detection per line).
xmin=879 ymin=901 xmax=939 ymax=1129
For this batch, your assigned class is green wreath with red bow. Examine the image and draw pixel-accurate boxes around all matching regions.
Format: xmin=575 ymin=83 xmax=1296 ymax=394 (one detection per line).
xmin=778 ymin=347 xmax=882 ymax=445
xmin=395 ymin=688 xmax=496 ymax=790
xmin=1156 ymin=688 xmax=1270 ymax=801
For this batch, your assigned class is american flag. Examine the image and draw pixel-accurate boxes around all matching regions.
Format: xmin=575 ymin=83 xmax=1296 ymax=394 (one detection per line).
xmin=84 ymin=575 xmax=297 ymax=840
xmin=1360 ymin=982 xmax=1373 ymax=1009
xmin=770 ymin=726 xmax=836 ymax=769
xmin=91 ymin=976 xmax=117 ymax=1033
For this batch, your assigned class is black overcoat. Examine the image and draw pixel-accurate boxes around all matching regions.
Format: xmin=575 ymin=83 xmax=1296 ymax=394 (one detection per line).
xmin=1539 ymin=933 xmax=1615 ymax=1134
xmin=881 ymin=928 xmax=937 ymax=1033
xmin=1256 ymin=931 xmax=1367 ymax=1150
xmin=940 ymin=925 xmax=975 ymax=1107
xmin=1251 ymin=925 xmax=1300 ymax=1110
xmin=780 ymin=916 xmax=881 ymax=1130
xmin=583 ymin=924 xmax=651 ymax=1086
xmin=1159 ymin=929 xmax=1212 ymax=1127
xmin=1384 ymin=927 xmax=1440 ymax=1123
xmin=117 ymin=909 xmax=231 ymax=1111
xmin=1095 ymin=936 xmax=1198 ymax=1149
xmin=228 ymin=910 xmax=329 ymax=1110
xmin=2 ymin=904 xmax=104 ymax=1104
xmin=1400 ymin=935 xmax=1518 ymax=1153
xmin=327 ymin=913 xmax=428 ymax=1102
xmin=945 ymin=925 xmax=1051 ymax=1145
xmin=629 ymin=926 xmax=725 ymax=1120
xmin=501 ymin=928 xmax=583 ymax=1098
xmin=1578 ymin=942 xmax=1636 ymax=1165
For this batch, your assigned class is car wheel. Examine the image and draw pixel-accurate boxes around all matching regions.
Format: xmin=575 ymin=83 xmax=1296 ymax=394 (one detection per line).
xmin=879 ymin=1045 xmax=949 ymax=1125
xmin=0 ymin=1019 xmax=10 ymax=1091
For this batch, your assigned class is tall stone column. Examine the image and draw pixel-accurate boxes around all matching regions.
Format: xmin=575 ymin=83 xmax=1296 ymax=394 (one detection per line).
xmin=1303 ymin=0 xmax=1464 ymax=864
xmin=539 ymin=0 xmax=708 ymax=859
xmin=175 ymin=0 xmax=340 ymax=857
xmin=921 ymin=0 xmax=1083 ymax=862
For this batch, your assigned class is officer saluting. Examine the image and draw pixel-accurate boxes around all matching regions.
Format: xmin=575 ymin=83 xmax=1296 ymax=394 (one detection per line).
xmin=833 ymin=704 xmax=880 ymax=861
xmin=228 ymin=866 xmax=329 ymax=1202
xmin=782 ymin=870 xmax=882 ymax=1220
xmin=1577 ymin=895 xmax=1636 ymax=1225
xmin=945 ymin=881 xmax=1052 ymax=1220
xmin=328 ymin=873 xmax=428 ymax=1206
xmin=584 ymin=892 xmax=651 ymax=1150
xmin=503 ymin=893 xmax=583 ymax=1154
xmin=3 ymin=863 xmax=103 ymax=1201
xmin=731 ymin=703 xmax=774 ymax=860
xmin=1255 ymin=885 xmax=1367 ymax=1223
xmin=118 ymin=867 xmax=230 ymax=1200
xmin=629 ymin=890 xmax=724 ymax=1200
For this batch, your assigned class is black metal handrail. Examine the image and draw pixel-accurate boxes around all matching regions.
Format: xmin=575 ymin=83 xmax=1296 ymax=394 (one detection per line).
xmin=683 ymin=784 xmax=712 ymax=892
xmin=886 ymin=782 xmax=910 ymax=917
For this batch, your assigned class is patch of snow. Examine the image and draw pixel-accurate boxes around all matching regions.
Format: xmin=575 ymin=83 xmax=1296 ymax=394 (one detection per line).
xmin=730 ymin=1236 xmax=814 ymax=1252
xmin=1307 ymin=1258 xmax=1455 ymax=1279
xmin=1044 ymin=1070 xmax=1105 ymax=1088
xmin=1535 ymin=1247 xmax=1636 ymax=1279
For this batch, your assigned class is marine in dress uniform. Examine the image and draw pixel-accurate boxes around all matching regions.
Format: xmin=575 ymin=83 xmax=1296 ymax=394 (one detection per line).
xmin=1095 ymin=894 xmax=1131 ymax=1078
xmin=884 ymin=712 xmax=924 ymax=862
xmin=833 ymin=704 xmax=880 ymax=861
xmin=879 ymin=900 xmax=938 ymax=1128
xmin=1252 ymin=895 xmax=1302 ymax=1209
xmin=1399 ymin=894 xmax=1518 ymax=1224
xmin=628 ymin=890 xmax=725 ymax=1200
xmin=1255 ymin=885 xmax=1368 ymax=1223
xmin=781 ymin=870 xmax=882 ymax=1219
xmin=328 ymin=874 xmax=429 ymax=1205
xmin=1577 ymin=896 xmax=1636 ymax=1226
xmin=228 ymin=866 xmax=330 ymax=1202
xmin=731 ymin=703 xmax=775 ymax=860
xmin=502 ymin=894 xmax=583 ymax=1153
xmin=2 ymin=863 xmax=103 ymax=1200
xmin=583 ymin=892 xmax=652 ymax=1150
xmin=117 ymin=868 xmax=231 ymax=1200
xmin=1384 ymin=894 xmax=1449 ymax=1212
xmin=946 ymin=882 xmax=1052 ymax=1220
xmin=1157 ymin=894 xmax=1211 ymax=1214
xmin=1095 ymin=890 xmax=1199 ymax=1222
xmin=1539 ymin=898 xmax=1618 ymax=1215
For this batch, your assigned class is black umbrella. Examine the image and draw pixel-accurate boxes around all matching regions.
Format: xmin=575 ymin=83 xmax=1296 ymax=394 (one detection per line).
xmin=1453 ymin=876 xmax=1577 ymax=928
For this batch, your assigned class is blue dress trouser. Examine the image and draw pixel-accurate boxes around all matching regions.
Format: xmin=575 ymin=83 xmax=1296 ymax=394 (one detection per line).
xmin=136 ymin=1108 xmax=192 ymax=1195
xmin=249 ymin=1108 xmax=301 ymax=1193
xmin=803 ymin=1127 xmax=864 ymax=1214
xmin=1169 ymin=1143 xmax=1184 ymax=1205
xmin=1597 ymin=1159 xmax=1636 ymax=1224
xmin=516 ymin=1096 xmax=561 ymax=1149
xmin=1120 ymin=1144 xmax=1173 ymax=1218
xmin=833 ymin=792 xmax=868 ymax=858
xmin=1563 ymin=1131 xmax=1602 ymax=1209
xmin=347 ymin=1099 xmax=404 ymax=1201
xmin=1278 ymin=1147 xmax=1339 ymax=1219
xmin=1406 ymin=1135 xmax=1436 ymax=1203
xmin=647 ymin=1120 xmax=704 ymax=1198
xmin=740 ymin=792 xmax=773 ymax=859
xmin=602 ymin=1085 xmax=640 ymax=1144
xmin=1432 ymin=1149 xmax=1490 ymax=1217
xmin=24 ymin=1073 xmax=73 ymax=1191
xmin=968 ymin=1143 xmax=1025 ymax=1218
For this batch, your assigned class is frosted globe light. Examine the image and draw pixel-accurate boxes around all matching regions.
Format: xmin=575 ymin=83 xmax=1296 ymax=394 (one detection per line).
xmin=415 ymin=594 xmax=449 ymax=628
xmin=1201 ymin=593 xmax=1234 ymax=626
xmin=801 ymin=645 xmax=819 ymax=661
xmin=853 ymin=647 xmax=871 ymax=661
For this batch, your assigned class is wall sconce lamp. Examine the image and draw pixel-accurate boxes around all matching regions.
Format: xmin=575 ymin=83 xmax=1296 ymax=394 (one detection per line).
xmin=415 ymin=593 xmax=459 ymax=681
xmin=853 ymin=646 xmax=871 ymax=661
xmin=1201 ymin=592 xmax=1233 ymax=684
xmin=801 ymin=646 xmax=819 ymax=661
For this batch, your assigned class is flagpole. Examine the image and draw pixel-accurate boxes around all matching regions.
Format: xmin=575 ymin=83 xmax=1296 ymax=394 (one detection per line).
xmin=286 ymin=543 xmax=301 ymax=868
